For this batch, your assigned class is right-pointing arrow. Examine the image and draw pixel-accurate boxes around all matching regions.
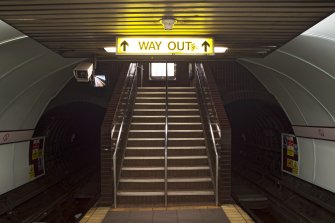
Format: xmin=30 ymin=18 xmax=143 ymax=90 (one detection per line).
xmin=202 ymin=41 xmax=210 ymax=52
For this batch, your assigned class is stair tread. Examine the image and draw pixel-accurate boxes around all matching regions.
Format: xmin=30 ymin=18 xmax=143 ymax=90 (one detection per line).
xmin=122 ymin=166 xmax=210 ymax=171
xmin=132 ymin=115 xmax=200 ymax=118
xmin=120 ymin=177 xmax=211 ymax=183
xmin=123 ymin=167 xmax=165 ymax=170
xmin=117 ymin=191 xmax=164 ymax=196
xmin=168 ymin=190 xmax=214 ymax=196
xmin=126 ymin=146 xmax=206 ymax=150
xmin=117 ymin=190 xmax=213 ymax=196
xmin=137 ymin=92 xmax=196 ymax=94
xmin=136 ymin=96 xmax=196 ymax=98
xmin=131 ymin=123 xmax=202 ymax=125
xmin=138 ymin=87 xmax=195 ymax=89
xmin=124 ymin=156 xmax=207 ymax=159
xmin=129 ymin=130 xmax=202 ymax=132
xmin=120 ymin=178 xmax=165 ymax=183
xmin=134 ymin=109 xmax=199 ymax=111
xmin=135 ymin=103 xmax=197 ymax=105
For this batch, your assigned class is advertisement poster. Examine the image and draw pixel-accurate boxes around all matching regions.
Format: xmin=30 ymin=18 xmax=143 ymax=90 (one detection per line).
xmin=281 ymin=133 xmax=299 ymax=176
xmin=29 ymin=137 xmax=45 ymax=179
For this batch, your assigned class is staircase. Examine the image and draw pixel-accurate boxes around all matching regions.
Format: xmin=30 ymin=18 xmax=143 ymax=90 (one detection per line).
xmin=117 ymin=87 xmax=215 ymax=206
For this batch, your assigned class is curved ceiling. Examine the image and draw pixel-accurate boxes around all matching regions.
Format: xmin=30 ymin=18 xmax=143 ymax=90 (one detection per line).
xmin=239 ymin=13 xmax=335 ymax=192
xmin=0 ymin=20 xmax=82 ymax=131
xmin=239 ymin=13 xmax=335 ymax=127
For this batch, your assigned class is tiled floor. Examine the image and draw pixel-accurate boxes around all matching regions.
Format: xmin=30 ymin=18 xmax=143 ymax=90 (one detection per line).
xmin=102 ymin=207 xmax=230 ymax=223
xmin=80 ymin=205 xmax=254 ymax=223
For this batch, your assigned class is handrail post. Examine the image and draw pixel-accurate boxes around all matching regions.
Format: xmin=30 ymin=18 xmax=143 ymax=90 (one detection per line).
xmin=113 ymin=155 xmax=117 ymax=208
xmin=164 ymin=63 xmax=168 ymax=207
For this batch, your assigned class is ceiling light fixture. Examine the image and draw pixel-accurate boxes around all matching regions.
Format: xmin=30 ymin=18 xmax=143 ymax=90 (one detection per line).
xmin=104 ymin=46 xmax=116 ymax=53
xmin=161 ymin=17 xmax=176 ymax=30
xmin=214 ymin=47 xmax=228 ymax=53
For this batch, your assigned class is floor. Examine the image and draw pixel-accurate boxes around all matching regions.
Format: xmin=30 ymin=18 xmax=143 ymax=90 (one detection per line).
xmin=80 ymin=205 xmax=254 ymax=223
xmin=103 ymin=207 xmax=228 ymax=223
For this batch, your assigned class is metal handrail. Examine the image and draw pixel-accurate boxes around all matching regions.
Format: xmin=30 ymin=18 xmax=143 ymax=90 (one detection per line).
xmin=199 ymin=63 xmax=221 ymax=139
xmin=112 ymin=63 xmax=138 ymax=208
xmin=164 ymin=63 xmax=168 ymax=206
xmin=109 ymin=64 xmax=137 ymax=144
xmin=195 ymin=63 xmax=219 ymax=205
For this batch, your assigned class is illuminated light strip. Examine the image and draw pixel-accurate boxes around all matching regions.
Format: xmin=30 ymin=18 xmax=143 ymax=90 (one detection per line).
xmin=104 ymin=46 xmax=116 ymax=53
xmin=0 ymin=35 xmax=28 ymax=46
xmin=214 ymin=47 xmax=228 ymax=53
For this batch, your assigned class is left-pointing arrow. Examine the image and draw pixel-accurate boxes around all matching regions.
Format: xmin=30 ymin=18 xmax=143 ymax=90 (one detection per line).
xmin=121 ymin=40 xmax=129 ymax=51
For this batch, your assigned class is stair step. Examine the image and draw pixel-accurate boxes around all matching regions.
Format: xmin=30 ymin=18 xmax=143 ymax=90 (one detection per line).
xmin=122 ymin=166 xmax=209 ymax=171
xmin=127 ymin=147 xmax=164 ymax=150
xmin=135 ymin=97 xmax=196 ymax=100
xmin=131 ymin=122 xmax=202 ymax=125
xmin=168 ymin=177 xmax=211 ymax=182
xmin=120 ymin=178 xmax=165 ymax=183
xmin=117 ymin=191 xmax=164 ymax=196
xmin=167 ymin=190 xmax=214 ymax=196
xmin=169 ymin=166 xmax=209 ymax=170
xmin=132 ymin=115 xmax=200 ymax=118
xmin=169 ymin=156 xmax=208 ymax=159
xmin=129 ymin=130 xmax=202 ymax=132
xmin=123 ymin=167 xmax=164 ymax=171
xmin=128 ymin=138 xmax=165 ymax=140
xmin=125 ymin=156 xmax=164 ymax=160
xmin=133 ymin=109 xmax=199 ymax=112
xmin=138 ymin=87 xmax=195 ymax=89
xmin=124 ymin=156 xmax=207 ymax=160
xmin=137 ymin=92 xmax=196 ymax=94
xmin=169 ymin=146 xmax=206 ymax=150
xmin=134 ymin=103 xmax=197 ymax=105
xmin=119 ymin=177 xmax=211 ymax=183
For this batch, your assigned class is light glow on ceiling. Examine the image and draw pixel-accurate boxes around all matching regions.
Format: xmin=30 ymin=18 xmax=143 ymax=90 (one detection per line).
xmin=104 ymin=46 xmax=116 ymax=53
xmin=214 ymin=47 xmax=228 ymax=53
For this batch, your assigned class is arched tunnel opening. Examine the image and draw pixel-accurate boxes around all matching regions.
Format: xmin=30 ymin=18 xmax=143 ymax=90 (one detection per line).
xmin=24 ymin=102 xmax=105 ymax=222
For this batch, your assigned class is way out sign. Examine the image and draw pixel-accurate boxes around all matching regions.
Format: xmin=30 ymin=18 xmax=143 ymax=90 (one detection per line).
xmin=116 ymin=37 xmax=214 ymax=55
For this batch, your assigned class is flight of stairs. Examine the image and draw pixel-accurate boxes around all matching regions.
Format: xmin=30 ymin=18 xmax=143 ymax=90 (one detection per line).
xmin=117 ymin=87 xmax=215 ymax=206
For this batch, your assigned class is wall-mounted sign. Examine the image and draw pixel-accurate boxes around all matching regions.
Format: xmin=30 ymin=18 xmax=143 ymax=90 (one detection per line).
xmin=29 ymin=137 xmax=45 ymax=180
xmin=282 ymin=133 xmax=299 ymax=176
xmin=0 ymin=129 xmax=34 ymax=145
xmin=116 ymin=37 xmax=214 ymax=55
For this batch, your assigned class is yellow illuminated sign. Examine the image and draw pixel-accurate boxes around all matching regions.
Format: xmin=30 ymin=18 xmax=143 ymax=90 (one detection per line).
xmin=116 ymin=37 xmax=214 ymax=55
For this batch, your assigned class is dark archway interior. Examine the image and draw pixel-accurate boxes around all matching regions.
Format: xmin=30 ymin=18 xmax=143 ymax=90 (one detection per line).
xmin=34 ymin=102 xmax=105 ymax=175
xmin=9 ymin=102 xmax=106 ymax=222
xmin=225 ymin=100 xmax=293 ymax=177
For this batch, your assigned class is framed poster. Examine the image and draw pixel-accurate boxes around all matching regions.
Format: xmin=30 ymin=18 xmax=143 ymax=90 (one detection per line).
xmin=281 ymin=133 xmax=299 ymax=176
xmin=29 ymin=137 xmax=45 ymax=180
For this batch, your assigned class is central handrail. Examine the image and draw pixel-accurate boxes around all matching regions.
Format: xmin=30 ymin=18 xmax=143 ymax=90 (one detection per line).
xmin=112 ymin=63 xmax=138 ymax=208
xmin=195 ymin=63 xmax=219 ymax=205
xmin=164 ymin=63 xmax=168 ymax=206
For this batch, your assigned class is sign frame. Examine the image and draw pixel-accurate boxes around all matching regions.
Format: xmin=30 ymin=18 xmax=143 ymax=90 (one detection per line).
xmin=281 ymin=133 xmax=300 ymax=177
xmin=29 ymin=136 xmax=46 ymax=180
xmin=116 ymin=36 xmax=215 ymax=56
